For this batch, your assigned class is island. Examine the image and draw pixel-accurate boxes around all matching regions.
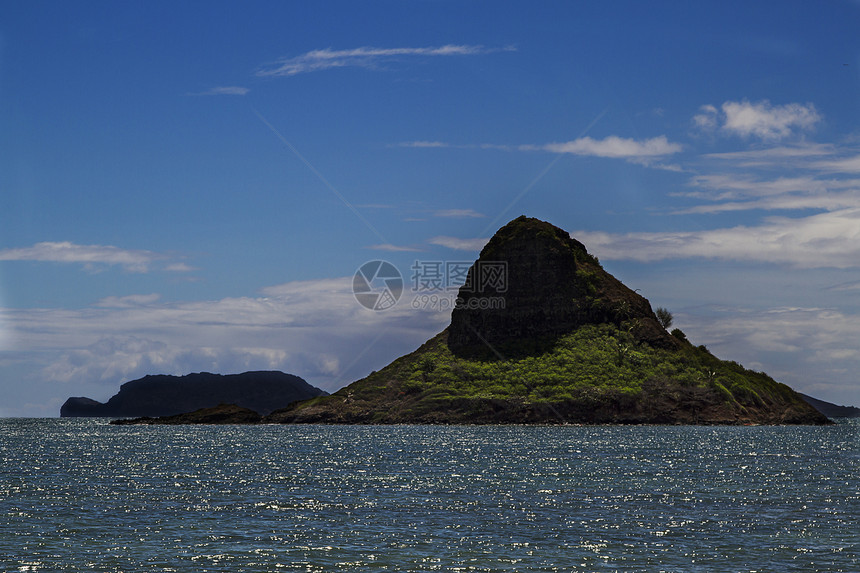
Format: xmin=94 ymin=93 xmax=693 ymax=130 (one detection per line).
xmin=61 ymin=370 xmax=327 ymax=418
xmin=267 ymin=216 xmax=829 ymax=425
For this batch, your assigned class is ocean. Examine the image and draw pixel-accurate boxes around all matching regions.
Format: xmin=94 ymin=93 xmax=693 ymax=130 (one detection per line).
xmin=1 ymin=418 xmax=858 ymax=572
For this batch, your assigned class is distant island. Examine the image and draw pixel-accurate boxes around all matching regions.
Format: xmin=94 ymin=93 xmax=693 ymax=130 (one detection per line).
xmin=267 ymin=216 xmax=829 ymax=425
xmin=61 ymin=371 xmax=326 ymax=418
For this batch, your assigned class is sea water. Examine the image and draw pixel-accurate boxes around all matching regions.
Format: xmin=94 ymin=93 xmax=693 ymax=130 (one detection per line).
xmin=1 ymin=418 xmax=858 ymax=572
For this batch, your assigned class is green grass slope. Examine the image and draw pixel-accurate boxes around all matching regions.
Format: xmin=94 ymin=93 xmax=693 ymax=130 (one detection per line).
xmin=267 ymin=325 xmax=829 ymax=425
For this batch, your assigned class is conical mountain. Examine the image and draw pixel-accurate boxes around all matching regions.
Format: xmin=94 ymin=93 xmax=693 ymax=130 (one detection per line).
xmin=448 ymin=216 xmax=677 ymax=355
xmin=268 ymin=217 xmax=829 ymax=425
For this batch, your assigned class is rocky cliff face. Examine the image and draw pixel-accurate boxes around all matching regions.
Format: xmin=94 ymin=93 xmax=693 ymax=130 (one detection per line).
xmin=61 ymin=371 xmax=326 ymax=417
xmin=448 ymin=216 xmax=677 ymax=355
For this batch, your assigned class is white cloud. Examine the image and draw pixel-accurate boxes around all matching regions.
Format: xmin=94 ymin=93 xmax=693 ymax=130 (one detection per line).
xmin=428 ymin=236 xmax=490 ymax=251
xmin=41 ymin=338 xmax=297 ymax=387
xmin=257 ymin=44 xmax=513 ymax=77
xmin=692 ymin=104 xmax=718 ymax=130
xmin=5 ymin=276 xmax=451 ymax=405
xmin=722 ymin=100 xmax=820 ymax=139
xmin=695 ymin=100 xmax=821 ymax=140
xmin=188 ymin=86 xmax=250 ymax=96
xmin=814 ymin=154 xmax=860 ymax=173
xmin=674 ymin=191 xmax=860 ymax=215
xmin=164 ymin=262 xmax=197 ymax=272
xmin=673 ymin=174 xmax=860 ymax=213
xmin=704 ymin=143 xmax=834 ymax=163
xmin=395 ymin=141 xmax=449 ymax=148
xmin=671 ymin=138 xmax=860 ymax=215
xmin=434 ymin=209 xmax=485 ymax=218
xmin=575 ymin=208 xmax=860 ymax=269
xmin=0 ymin=241 xmax=165 ymax=272
xmin=394 ymin=140 xmax=517 ymax=151
xmin=393 ymin=136 xmax=681 ymax=166
xmin=367 ymin=243 xmax=422 ymax=252
xmin=95 ymin=294 xmax=161 ymax=308
xmin=540 ymin=135 xmax=682 ymax=159
xmin=685 ymin=174 xmax=832 ymax=200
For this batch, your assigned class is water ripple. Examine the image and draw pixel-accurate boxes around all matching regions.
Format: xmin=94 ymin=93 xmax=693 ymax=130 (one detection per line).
xmin=1 ymin=419 xmax=858 ymax=571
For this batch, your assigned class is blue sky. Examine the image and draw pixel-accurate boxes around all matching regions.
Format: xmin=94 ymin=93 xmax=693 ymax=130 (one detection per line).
xmin=2 ymin=1 xmax=860 ymax=416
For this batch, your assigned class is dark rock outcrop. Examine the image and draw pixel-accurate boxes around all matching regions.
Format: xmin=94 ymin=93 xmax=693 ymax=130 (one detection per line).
xmin=111 ymin=403 xmax=262 ymax=425
xmin=448 ymin=216 xmax=678 ymax=355
xmin=61 ymin=371 xmax=326 ymax=417
xmin=62 ymin=397 xmax=103 ymax=414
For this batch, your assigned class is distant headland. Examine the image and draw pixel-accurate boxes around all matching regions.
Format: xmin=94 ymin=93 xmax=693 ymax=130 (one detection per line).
xmin=61 ymin=371 xmax=326 ymax=418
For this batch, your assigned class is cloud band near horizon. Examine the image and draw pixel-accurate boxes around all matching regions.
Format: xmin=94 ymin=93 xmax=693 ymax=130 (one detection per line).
xmin=574 ymin=208 xmax=860 ymax=269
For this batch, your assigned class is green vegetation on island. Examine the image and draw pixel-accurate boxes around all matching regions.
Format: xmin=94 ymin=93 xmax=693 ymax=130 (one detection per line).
xmin=268 ymin=325 xmax=822 ymax=424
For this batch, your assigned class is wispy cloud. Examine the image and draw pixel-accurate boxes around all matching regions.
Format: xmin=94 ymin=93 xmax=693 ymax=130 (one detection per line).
xmin=684 ymin=174 xmax=832 ymax=200
xmin=814 ymin=154 xmax=860 ymax=174
xmin=703 ymin=143 xmax=834 ymax=163
xmin=825 ymin=280 xmax=860 ymax=292
xmin=257 ymin=44 xmax=514 ymax=77
xmin=395 ymin=135 xmax=682 ymax=167
xmin=94 ymin=294 xmax=162 ymax=308
xmin=538 ymin=135 xmax=682 ymax=159
xmin=428 ymin=236 xmax=490 ymax=251
xmin=434 ymin=209 xmax=485 ymax=218
xmin=673 ymin=191 xmax=860 ymax=215
xmin=694 ymin=100 xmax=821 ymax=140
xmin=367 ymin=243 xmax=422 ymax=252
xmin=395 ymin=141 xmax=450 ymax=148
xmin=673 ymin=174 xmax=860 ymax=214
xmin=575 ymin=208 xmax=860 ymax=269
xmin=393 ymin=140 xmax=516 ymax=151
xmin=163 ymin=262 xmax=198 ymax=272
xmin=0 ymin=242 xmax=167 ymax=273
xmin=188 ymin=86 xmax=250 ymax=96
xmin=693 ymin=104 xmax=720 ymax=130
xmin=676 ymin=133 xmax=860 ymax=215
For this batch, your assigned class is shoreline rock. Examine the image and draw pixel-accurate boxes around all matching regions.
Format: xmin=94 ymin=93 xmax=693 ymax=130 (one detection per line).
xmin=111 ymin=403 xmax=262 ymax=425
